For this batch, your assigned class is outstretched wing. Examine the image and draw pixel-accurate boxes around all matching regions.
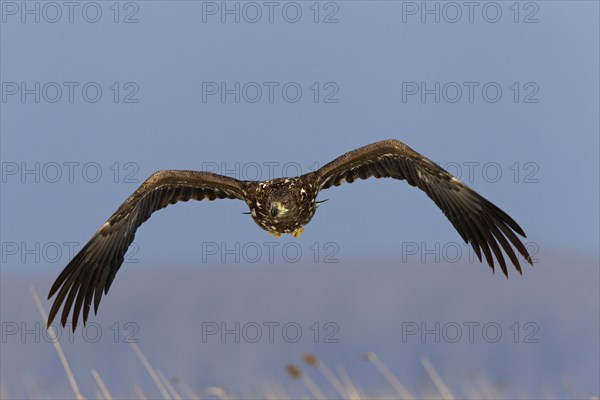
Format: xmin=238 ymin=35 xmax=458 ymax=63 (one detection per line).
xmin=312 ymin=139 xmax=532 ymax=276
xmin=48 ymin=170 xmax=247 ymax=329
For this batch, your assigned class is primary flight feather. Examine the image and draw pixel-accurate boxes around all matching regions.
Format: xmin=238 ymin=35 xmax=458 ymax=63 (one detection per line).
xmin=48 ymin=139 xmax=533 ymax=330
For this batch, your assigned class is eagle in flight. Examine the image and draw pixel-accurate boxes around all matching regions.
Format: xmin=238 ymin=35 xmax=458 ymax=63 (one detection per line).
xmin=48 ymin=139 xmax=533 ymax=330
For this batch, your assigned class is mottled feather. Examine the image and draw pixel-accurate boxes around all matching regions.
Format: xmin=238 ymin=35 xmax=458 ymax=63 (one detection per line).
xmin=309 ymin=139 xmax=532 ymax=275
xmin=47 ymin=171 xmax=246 ymax=330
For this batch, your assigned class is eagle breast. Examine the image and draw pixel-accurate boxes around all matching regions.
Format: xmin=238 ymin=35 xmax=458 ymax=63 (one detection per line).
xmin=246 ymin=177 xmax=317 ymax=234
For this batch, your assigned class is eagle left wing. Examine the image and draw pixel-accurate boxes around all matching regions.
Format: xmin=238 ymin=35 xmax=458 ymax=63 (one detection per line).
xmin=310 ymin=139 xmax=532 ymax=276
xmin=47 ymin=170 xmax=247 ymax=330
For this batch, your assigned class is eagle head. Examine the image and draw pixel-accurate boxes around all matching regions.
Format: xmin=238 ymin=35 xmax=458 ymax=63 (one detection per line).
xmin=267 ymin=190 xmax=297 ymax=220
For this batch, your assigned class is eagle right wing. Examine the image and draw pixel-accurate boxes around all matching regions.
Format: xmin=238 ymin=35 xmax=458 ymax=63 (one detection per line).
xmin=47 ymin=170 xmax=247 ymax=330
xmin=312 ymin=139 xmax=532 ymax=276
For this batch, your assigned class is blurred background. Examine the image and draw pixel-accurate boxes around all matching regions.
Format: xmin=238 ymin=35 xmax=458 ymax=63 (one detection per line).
xmin=1 ymin=1 xmax=598 ymax=398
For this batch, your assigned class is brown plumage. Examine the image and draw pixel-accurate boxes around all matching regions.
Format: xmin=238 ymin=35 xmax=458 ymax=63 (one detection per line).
xmin=47 ymin=139 xmax=532 ymax=330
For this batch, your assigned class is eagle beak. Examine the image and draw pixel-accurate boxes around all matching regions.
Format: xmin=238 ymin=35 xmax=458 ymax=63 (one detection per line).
xmin=270 ymin=202 xmax=287 ymax=217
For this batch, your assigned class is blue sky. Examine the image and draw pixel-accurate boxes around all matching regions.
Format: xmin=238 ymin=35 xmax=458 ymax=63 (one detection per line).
xmin=1 ymin=2 xmax=598 ymax=265
xmin=2 ymin=2 xmax=599 ymax=266
xmin=1 ymin=1 xmax=599 ymax=397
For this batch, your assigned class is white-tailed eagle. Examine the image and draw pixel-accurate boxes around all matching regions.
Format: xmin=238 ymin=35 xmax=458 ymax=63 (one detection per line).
xmin=48 ymin=139 xmax=533 ymax=330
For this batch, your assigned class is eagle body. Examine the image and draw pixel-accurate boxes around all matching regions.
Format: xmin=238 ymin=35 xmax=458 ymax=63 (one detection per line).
xmin=47 ymin=139 xmax=534 ymax=330
xmin=245 ymin=177 xmax=319 ymax=235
